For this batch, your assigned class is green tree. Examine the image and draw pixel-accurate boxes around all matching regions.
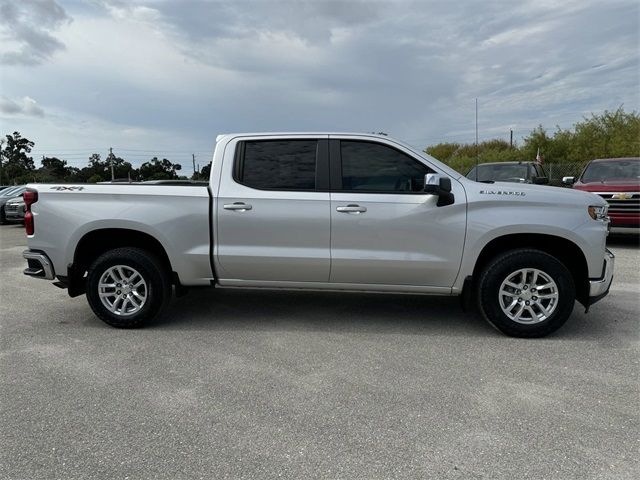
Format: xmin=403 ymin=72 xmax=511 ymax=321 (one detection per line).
xmin=426 ymin=108 xmax=639 ymax=174
xmin=39 ymin=156 xmax=80 ymax=181
xmin=138 ymin=157 xmax=182 ymax=181
xmin=0 ymin=131 xmax=35 ymax=183
xmin=77 ymin=153 xmax=136 ymax=182
xmin=191 ymin=162 xmax=211 ymax=180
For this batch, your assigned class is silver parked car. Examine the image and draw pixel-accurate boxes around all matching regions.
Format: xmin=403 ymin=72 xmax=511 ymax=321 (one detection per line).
xmin=4 ymin=195 xmax=25 ymax=222
xmin=0 ymin=185 xmax=26 ymax=224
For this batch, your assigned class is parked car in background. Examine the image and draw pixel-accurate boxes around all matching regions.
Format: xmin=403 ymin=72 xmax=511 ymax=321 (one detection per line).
xmin=564 ymin=157 xmax=639 ymax=234
xmin=466 ymin=161 xmax=549 ymax=184
xmin=4 ymin=195 xmax=25 ymax=223
xmin=0 ymin=186 xmax=12 ymax=192
xmin=0 ymin=185 xmax=26 ymax=224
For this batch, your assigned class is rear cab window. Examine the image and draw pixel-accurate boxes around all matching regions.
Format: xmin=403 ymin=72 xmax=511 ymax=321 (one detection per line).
xmin=234 ymin=139 xmax=318 ymax=190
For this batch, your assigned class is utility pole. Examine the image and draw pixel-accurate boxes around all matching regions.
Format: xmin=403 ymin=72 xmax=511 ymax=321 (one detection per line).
xmin=192 ymin=153 xmax=196 ymax=177
xmin=475 ymin=98 xmax=479 ymax=181
xmin=510 ymin=129 xmax=513 ymax=148
xmin=109 ymin=147 xmax=115 ymax=181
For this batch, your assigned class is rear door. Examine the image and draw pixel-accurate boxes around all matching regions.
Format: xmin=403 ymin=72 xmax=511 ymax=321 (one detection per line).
xmin=215 ymin=136 xmax=331 ymax=283
xmin=329 ymin=137 xmax=466 ymax=288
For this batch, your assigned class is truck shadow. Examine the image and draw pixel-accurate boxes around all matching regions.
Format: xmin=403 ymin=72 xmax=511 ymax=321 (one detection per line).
xmin=146 ymin=288 xmax=636 ymax=341
xmin=153 ymin=288 xmax=498 ymax=338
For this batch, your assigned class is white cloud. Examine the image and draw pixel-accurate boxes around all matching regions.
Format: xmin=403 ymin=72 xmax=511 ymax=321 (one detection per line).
xmin=0 ymin=96 xmax=45 ymax=117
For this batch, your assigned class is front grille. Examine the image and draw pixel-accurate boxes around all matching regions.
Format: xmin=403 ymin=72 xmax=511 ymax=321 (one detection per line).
xmin=597 ymin=193 xmax=640 ymax=214
xmin=5 ymin=204 xmax=23 ymax=214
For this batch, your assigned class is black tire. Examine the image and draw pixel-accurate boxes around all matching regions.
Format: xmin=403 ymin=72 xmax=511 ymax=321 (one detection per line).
xmin=86 ymin=247 xmax=171 ymax=328
xmin=0 ymin=206 xmax=7 ymax=225
xmin=477 ymin=249 xmax=575 ymax=338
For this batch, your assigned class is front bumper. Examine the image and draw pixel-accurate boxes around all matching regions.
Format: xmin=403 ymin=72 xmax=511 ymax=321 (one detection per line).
xmin=588 ymin=248 xmax=615 ymax=306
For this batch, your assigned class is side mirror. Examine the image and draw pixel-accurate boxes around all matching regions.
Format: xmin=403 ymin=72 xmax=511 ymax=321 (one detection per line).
xmin=562 ymin=176 xmax=575 ymax=185
xmin=424 ymin=173 xmax=454 ymax=206
xmin=533 ymin=176 xmax=549 ymax=185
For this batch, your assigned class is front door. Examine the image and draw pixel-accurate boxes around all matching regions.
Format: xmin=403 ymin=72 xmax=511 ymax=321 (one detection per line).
xmin=329 ymin=138 xmax=466 ymax=287
xmin=216 ymin=136 xmax=331 ymax=283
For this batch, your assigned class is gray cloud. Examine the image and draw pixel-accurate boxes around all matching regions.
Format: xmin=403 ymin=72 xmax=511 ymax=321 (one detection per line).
xmin=0 ymin=0 xmax=71 ymax=65
xmin=1 ymin=0 xmax=637 ymax=162
xmin=133 ymin=0 xmax=638 ymax=143
xmin=0 ymin=96 xmax=45 ymax=117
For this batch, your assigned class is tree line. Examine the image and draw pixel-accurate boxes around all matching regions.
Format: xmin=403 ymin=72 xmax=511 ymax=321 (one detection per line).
xmin=1 ymin=108 xmax=637 ymax=185
xmin=425 ymin=107 xmax=639 ymax=173
xmin=0 ymin=134 xmax=211 ymax=185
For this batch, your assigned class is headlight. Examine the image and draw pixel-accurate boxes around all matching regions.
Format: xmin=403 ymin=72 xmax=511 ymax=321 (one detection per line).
xmin=588 ymin=205 xmax=608 ymax=220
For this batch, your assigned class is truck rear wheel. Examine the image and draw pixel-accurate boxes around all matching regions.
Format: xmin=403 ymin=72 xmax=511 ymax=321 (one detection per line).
xmin=478 ymin=249 xmax=575 ymax=338
xmin=86 ymin=247 xmax=171 ymax=328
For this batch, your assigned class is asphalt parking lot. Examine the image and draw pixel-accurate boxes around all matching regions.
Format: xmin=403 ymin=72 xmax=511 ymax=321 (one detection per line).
xmin=1 ymin=224 xmax=638 ymax=480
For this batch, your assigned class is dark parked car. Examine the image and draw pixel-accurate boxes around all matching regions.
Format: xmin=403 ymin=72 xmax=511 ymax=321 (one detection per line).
xmin=4 ymin=195 xmax=25 ymax=223
xmin=466 ymin=161 xmax=549 ymax=184
xmin=564 ymin=157 xmax=639 ymax=234
xmin=0 ymin=185 xmax=26 ymax=224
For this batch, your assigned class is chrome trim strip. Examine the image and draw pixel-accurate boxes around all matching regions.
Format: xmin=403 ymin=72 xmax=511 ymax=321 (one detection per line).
xmin=22 ymin=250 xmax=55 ymax=280
xmin=217 ymin=278 xmax=453 ymax=295
xmin=593 ymin=192 xmax=640 ymax=195
xmin=589 ymin=249 xmax=614 ymax=297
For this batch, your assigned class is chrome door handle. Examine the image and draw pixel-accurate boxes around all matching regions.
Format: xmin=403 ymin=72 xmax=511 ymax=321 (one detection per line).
xmin=336 ymin=204 xmax=367 ymax=214
xmin=223 ymin=202 xmax=252 ymax=211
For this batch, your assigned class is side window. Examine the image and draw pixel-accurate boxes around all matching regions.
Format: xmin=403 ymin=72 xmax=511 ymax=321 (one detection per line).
xmin=340 ymin=141 xmax=433 ymax=192
xmin=236 ymin=140 xmax=317 ymax=190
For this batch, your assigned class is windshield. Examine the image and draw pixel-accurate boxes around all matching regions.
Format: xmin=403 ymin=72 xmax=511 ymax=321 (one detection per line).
xmin=466 ymin=164 xmax=528 ymax=183
xmin=1 ymin=186 xmax=23 ymax=197
xmin=581 ymin=159 xmax=640 ymax=183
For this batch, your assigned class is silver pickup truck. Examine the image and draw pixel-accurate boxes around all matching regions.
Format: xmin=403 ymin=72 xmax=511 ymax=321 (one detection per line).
xmin=22 ymin=133 xmax=614 ymax=337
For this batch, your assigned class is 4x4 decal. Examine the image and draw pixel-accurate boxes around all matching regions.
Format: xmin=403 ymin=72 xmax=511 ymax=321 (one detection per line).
xmin=50 ymin=186 xmax=84 ymax=191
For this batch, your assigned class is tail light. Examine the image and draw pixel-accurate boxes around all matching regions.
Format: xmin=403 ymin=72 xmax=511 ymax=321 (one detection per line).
xmin=24 ymin=189 xmax=38 ymax=236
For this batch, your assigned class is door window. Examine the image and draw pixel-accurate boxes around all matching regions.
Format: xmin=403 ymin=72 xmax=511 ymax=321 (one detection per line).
xmin=340 ymin=141 xmax=432 ymax=192
xmin=236 ymin=140 xmax=317 ymax=190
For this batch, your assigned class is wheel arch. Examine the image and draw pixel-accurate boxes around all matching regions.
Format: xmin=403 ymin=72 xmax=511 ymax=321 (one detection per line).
xmin=471 ymin=233 xmax=590 ymax=307
xmin=68 ymin=228 xmax=176 ymax=297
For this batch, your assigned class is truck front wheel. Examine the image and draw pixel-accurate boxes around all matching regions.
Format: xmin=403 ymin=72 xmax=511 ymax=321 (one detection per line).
xmin=86 ymin=247 xmax=171 ymax=328
xmin=478 ymin=249 xmax=575 ymax=338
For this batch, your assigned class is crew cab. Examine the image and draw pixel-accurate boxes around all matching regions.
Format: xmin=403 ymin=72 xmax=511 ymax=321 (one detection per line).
xmin=563 ymin=157 xmax=640 ymax=234
xmin=22 ymin=133 xmax=614 ymax=337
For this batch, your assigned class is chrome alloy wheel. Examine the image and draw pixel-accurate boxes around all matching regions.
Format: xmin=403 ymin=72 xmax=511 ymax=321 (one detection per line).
xmin=98 ymin=265 xmax=148 ymax=316
xmin=498 ymin=268 xmax=559 ymax=324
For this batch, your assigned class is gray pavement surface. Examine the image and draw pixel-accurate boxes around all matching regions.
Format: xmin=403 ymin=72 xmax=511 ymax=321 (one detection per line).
xmin=1 ymin=223 xmax=638 ymax=479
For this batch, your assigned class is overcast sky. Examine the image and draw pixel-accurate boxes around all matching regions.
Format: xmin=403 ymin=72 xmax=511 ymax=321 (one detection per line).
xmin=0 ymin=0 xmax=638 ymax=174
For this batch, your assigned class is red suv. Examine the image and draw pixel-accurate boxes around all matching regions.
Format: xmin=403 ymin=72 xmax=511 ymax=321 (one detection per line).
xmin=564 ymin=157 xmax=640 ymax=233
